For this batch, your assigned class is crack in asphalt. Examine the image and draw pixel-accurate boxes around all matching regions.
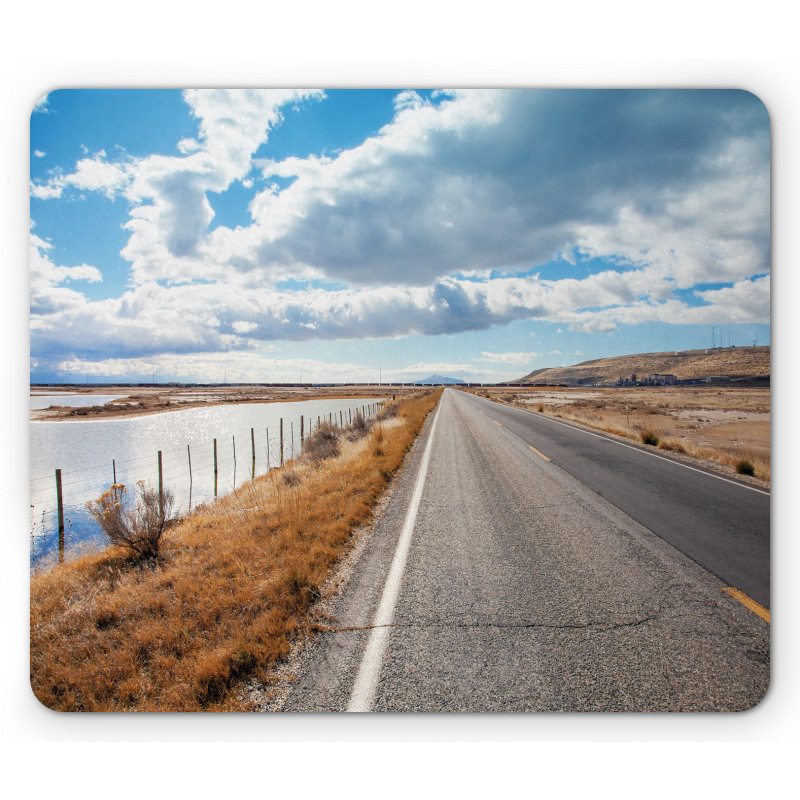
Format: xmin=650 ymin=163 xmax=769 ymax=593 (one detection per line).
xmin=324 ymin=614 xmax=668 ymax=634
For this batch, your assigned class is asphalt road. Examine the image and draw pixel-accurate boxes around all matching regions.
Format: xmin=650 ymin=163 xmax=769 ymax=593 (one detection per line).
xmin=464 ymin=390 xmax=771 ymax=610
xmin=276 ymin=388 xmax=770 ymax=712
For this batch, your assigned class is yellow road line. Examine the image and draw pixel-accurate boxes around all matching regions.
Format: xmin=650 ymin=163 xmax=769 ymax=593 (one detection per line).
xmin=723 ymin=588 xmax=770 ymax=622
xmin=494 ymin=420 xmax=502 ymax=426
xmin=528 ymin=445 xmax=551 ymax=462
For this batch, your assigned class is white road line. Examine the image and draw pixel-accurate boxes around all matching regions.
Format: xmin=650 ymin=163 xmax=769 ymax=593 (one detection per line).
xmin=346 ymin=398 xmax=443 ymax=712
xmin=482 ymin=398 xmax=770 ymax=497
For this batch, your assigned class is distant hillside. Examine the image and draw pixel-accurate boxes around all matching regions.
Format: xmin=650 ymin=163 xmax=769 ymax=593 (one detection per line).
xmin=414 ymin=374 xmax=465 ymax=385
xmin=513 ymin=346 xmax=770 ymax=386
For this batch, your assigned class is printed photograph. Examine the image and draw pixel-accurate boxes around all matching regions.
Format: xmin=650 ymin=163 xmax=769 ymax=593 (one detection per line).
xmin=29 ymin=88 xmax=770 ymax=711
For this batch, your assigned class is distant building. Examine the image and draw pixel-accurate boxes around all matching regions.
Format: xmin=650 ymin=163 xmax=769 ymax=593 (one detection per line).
xmin=707 ymin=375 xmax=732 ymax=383
xmin=646 ymin=373 xmax=677 ymax=386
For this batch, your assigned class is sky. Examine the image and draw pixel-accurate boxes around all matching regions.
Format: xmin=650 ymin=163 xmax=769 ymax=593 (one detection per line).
xmin=29 ymin=88 xmax=771 ymax=384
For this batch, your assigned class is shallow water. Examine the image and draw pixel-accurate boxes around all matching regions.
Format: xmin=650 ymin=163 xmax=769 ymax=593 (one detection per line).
xmin=29 ymin=397 xmax=385 ymax=567
xmin=30 ymin=394 xmax=127 ymax=411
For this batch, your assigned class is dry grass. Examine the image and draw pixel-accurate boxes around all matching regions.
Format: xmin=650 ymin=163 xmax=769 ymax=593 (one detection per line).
xmin=487 ymin=388 xmax=770 ymax=483
xmin=30 ymin=389 xmax=441 ymax=712
xmin=640 ymin=429 xmax=660 ymax=446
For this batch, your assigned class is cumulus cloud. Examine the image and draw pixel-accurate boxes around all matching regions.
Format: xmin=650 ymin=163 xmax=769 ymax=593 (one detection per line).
xmin=242 ymin=89 xmax=769 ymax=291
xmin=29 ymin=259 xmax=771 ymax=378
xmin=30 ymin=230 xmax=103 ymax=317
xmin=31 ymin=89 xmax=325 ymax=282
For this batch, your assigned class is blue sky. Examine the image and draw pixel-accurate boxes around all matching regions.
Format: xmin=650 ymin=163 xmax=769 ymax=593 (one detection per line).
xmin=29 ymin=89 xmax=770 ymax=384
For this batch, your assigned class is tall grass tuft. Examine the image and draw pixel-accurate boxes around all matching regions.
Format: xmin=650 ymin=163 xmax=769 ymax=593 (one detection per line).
xmin=640 ymin=429 xmax=660 ymax=446
xmin=735 ymin=458 xmax=756 ymax=476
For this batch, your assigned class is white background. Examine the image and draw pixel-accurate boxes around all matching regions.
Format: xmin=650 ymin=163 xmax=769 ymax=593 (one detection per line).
xmin=3 ymin=0 xmax=797 ymax=793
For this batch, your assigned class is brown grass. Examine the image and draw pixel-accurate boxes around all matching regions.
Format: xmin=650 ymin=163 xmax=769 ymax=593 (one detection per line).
xmin=487 ymin=388 xmax=770 ymax=483
xmin=640 ymin=429 xmax=660 ymax=446
xmin=30 ymin=389 xmax=441 ymax=711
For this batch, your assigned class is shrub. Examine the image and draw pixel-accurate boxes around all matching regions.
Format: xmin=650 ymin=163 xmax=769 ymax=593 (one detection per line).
xmin=735 ymin=459 xmax=755 ymax=476
xmin=536 ymin=403 xmax=545 ymax=413
xmin=346 ymin=411 xmax=371 ymax=442
xmin=87 ymin=480 xmax=175 ymax=559
xmin=658 ymin=439 xmax=687 ymax=453
xmin=640 ymin=429 xmax=660 ymax=446
xmin=303 ymin=421 xmax=341 ymax=462
xmin=377 ymin=402 xmax=399 ymax=420
xmin=500 ymin=393 xmax=514 ymax=403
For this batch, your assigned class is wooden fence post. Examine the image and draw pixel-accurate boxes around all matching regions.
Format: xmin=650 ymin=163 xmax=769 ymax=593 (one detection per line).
xmin=55 ymin=469 xmax=64 ymax=564
xmin=251 ymin=427 xmax=256 ymax=479
xmin=187 ymin=445 xmax=192 ymax=511
xmin=280 ymin=418 xmax=284 ymax=466
xmin=157 ymin=450 xmax=164 ymax=526
xmin=214 ymin=438 xmax=218 ymax=497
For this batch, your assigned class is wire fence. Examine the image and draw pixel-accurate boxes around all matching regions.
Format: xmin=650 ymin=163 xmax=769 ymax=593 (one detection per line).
xmin=30 ymin=399 xmax=386 ymax=568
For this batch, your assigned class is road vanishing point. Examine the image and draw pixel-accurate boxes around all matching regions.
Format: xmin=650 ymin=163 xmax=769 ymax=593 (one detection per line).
xmin=275 ymin=388 xmax=770 ymax=712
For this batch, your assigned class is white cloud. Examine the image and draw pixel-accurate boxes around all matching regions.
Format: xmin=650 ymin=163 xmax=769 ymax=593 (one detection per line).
xmin=177 ymin=138 xmax=201 ymax=154
xmin=29 ymin=230 xmax=103 ymax=316
xmin=235 ymin=90 xmax=769 ymax=293
xmin=33 ymin=94 xmax=50 ymax=113
xmin=478 ymin=351 xmax=539 ymax=364
xmin=33 ymin=149 xmax=45 ymax=158
xmin=32 ymin=89 xmax=325 ymax=283
xmin=30 ymin=262 xmax=772 ymax=378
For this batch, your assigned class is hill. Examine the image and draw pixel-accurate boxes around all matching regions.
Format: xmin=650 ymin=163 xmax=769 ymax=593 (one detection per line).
xmin=414 ymin=374 xmax=465 ymax=385
xmin=513 ymin=346 xmax=770 ymax=386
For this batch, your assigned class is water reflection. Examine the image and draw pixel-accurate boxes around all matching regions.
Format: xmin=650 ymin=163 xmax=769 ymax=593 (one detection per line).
xmin=30 ymin=397 xmax=385 ymax=567
xmin=30 ymin=394 xmax=127 ymax=411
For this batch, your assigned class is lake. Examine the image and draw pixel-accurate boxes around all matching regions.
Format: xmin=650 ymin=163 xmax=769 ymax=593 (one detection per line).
xmin=30 ymin=393 xmax=127 ymax=411
xmin=29 ymin=396 xmax=385 ymax=567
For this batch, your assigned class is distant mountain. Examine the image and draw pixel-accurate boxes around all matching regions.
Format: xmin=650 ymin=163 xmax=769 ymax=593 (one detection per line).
xmin=413 ymin=374 xmax=465 ymax=385
xmin=512 ymin=346 xmax=771 ymax=386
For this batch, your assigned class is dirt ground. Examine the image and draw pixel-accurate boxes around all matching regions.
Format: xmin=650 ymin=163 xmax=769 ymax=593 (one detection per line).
xmin=30 ymin=384 xmax=412 ymax=421
xmin=482 ymin=385 xmax=771 ymax=477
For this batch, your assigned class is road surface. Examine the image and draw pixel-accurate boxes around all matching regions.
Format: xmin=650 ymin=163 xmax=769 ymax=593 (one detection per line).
xmin=272 ymin=388 xmax=770 ymax=712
